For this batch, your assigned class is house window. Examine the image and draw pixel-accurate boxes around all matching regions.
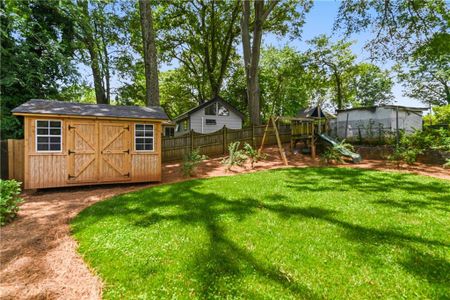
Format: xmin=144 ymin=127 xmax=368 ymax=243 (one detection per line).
xmin=218 ymin=104 xmax=229 ymax=116
xmin=36 ymin=120 xmax=62 ymax=152
xmin=205 ymin=119 xmax=217 ymax=125
xmin=135 ymin=124 xmax=154 ymax=151
xmin=205 ymin=103 xmax=217 ymax=115
xmin=164 ymin=127 xmax=175 ymax=137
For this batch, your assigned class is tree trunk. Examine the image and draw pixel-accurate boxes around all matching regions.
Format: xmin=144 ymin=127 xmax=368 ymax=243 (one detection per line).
xmin=139 ymin=0 xmax=160 ymax=106
xmin=79 ymin=0 xmax=107 ymax=104
xmin=334 ymin=71 xmax=343 ymax=109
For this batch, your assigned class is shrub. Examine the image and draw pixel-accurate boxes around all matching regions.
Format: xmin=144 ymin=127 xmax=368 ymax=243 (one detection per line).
xmin=243 ymin=143 xmax=265 ymax=169
xmin=444 ymin=158 xmax=450 ymax=169
xmin=222 ymin=142 xmax=247 ymax=171
xmin=0 ymin=179 xmax=23 ymax=226
xmin=182 ymin=149 xmax=207 ymax=177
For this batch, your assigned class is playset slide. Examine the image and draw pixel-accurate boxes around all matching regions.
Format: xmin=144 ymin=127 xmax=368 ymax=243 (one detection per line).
xmin=318 ymin=134 xmax=362 ymax=163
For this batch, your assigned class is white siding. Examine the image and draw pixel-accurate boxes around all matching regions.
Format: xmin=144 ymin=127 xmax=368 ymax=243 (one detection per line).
xmin=334 ymin=107 xmax=423 ymax=139
xmin=190 ymin=106 xmax=242 ymax=134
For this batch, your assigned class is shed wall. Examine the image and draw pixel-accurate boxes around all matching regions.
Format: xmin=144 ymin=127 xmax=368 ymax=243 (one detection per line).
xmin=23 ymin=116 xmax=162 ymax=189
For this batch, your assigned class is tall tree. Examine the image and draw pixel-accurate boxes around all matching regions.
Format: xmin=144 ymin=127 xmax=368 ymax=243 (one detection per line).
xmin=139 ymin=0 xmax=160 ymax=106
xmin=77 ymin=0 xmax=107 ymax=104
xmin=307 ymin=35 xmax=356 ymax=110
xmin=240 ymin=0 xmax=312 ymax=124
xmin=155 ymin=0 xmax=241 ymax=103
xmin=1 ymin=0 xmax=78 ymax=138
xmin=335 ymin=0 xmax=449 ymax=106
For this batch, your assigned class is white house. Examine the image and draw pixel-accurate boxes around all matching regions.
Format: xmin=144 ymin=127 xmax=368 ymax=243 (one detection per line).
xmin=174 ymin=96 xmax=244 ymax=136
xmin=332 ymin=105 xmax=428 ymax=140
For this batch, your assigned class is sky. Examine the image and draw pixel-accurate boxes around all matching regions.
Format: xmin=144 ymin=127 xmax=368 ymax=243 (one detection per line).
xmin=261 ymin=0 xmax=424 ymax=108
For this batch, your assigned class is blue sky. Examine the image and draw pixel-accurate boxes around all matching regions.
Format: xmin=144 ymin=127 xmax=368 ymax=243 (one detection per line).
xmin=262 ymin=0 xmax=423 ymax=108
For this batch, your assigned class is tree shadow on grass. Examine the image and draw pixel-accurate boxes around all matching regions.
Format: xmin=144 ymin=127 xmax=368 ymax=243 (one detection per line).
xmin=71 ymin=168 xmax=450 ymax=298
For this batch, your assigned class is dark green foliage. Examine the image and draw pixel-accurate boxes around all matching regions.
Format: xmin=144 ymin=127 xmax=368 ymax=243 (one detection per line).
xmin=0 ymin=180 xmax=23 ymax=226
xmin=1 ymin=0 xmax=78 ymax=138
xmin=71 ymin=168 xmax=450 ymax=299
xmin=388 ymin=128 xmax=450 ymax=165
xmin=182 ymin=149 xmax=207 ymax=177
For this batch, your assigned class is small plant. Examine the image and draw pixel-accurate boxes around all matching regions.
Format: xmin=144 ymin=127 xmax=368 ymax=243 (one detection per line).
xmin=182 ymin=149 xmax=207 ymax=177
xmin=0 ymin=179 xmax=23 ymax=226
xmin=222 ymin=141 xmax=247 ymax=171
xmin=443 ymin=158 xmax=450 ymax=169
xmin=243 ymin=143 xmax=265 ymax=169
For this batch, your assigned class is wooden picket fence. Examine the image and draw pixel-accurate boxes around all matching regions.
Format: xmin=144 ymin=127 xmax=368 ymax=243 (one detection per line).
xmin=1 ymin=139 xmax=24 ymax=182
xmin=162 ymin=124 xmax=291 ymax=162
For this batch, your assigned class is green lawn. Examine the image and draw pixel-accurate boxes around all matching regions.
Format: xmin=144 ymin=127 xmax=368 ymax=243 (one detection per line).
xmin=71 ymin=168 xmax=450 ymax=299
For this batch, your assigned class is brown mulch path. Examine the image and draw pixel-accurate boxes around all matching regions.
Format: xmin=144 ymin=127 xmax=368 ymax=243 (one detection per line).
xmin=1 ymin=146 xmax=449 ymax=300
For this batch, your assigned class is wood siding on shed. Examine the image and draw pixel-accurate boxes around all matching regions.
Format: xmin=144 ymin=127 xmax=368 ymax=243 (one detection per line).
xmin=23 ymin=116 xmax=162 ymax=189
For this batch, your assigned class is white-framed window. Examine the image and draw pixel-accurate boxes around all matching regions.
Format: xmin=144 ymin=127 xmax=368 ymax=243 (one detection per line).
xmin=36 ymin=120 xmax=62 ymax=152
xmin=205 ymin=102 xmax=229 ymax=116
xmin=135 ymin=124 xmax=154 ymax=151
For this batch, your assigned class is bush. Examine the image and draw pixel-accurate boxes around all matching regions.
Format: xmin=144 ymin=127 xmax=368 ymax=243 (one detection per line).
xmin=387 ymin=128 xmax=450 ymax=165
xmin=222 ymin=142 xmax=247 ymax=171
xmin=243 ymin=143 xmax=265 ymax=169
xmin=0 ymin=179 xmax=23 ymax=226
xmin=182 ymin=149 xmax=207 ymax=177
xmin=443 ymin=158 xmax=450 ymax=169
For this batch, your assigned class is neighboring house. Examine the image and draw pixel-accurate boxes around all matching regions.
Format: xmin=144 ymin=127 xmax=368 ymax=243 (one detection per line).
xmin=162 ymin=120 xmax=176 ymax=137
xmin=12 ymin=99 xmax=168 ymax=189
xmin=331 ymin=105 xmax=428 ymax=139
xmin=174 ymin=96 xmax=244 ymax=135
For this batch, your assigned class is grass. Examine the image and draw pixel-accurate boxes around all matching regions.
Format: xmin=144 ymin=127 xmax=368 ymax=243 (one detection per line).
xmin=71 ymin=168 xmax=450 ymax=299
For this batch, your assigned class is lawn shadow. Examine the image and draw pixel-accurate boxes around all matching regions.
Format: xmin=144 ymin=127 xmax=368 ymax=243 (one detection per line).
xmin=71 ymin=168 xmax=450 ymax=298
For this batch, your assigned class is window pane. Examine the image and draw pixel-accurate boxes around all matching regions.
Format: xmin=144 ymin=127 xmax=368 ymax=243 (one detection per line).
xmin=144 ymin=125 xmax=153 ymax=130
xmin=136 ymin=138 xmax=145 ymax=144
xmin=205 ymin=104 xmax=216 ymax=115
xmin=144 ymin=138 xmax=153 ymax=144
xmin=135 ymin=130 xmax=144 ymax=136
xmin=37 ymin=121 xmax=48 ymax=127
xmin=136 ymin=144 xmax=144 ymax=150
xmin=49 ymin=143 xmax=61 ymax=151
xmin=136 ymin=124 xmax=144 ymax=130
xmin=50 ymin=137 xmax=60 ymax=143
xmin=218 ymin=105 xmax=229 ymax=116
xmin=37 ymin=128 xmax=48 ymax=135
xmin=37 ymin=137 xmax=49 ymax=143
xmin=50 ymin=128 xmax=61 ymax=135
xmin=205 ymin=119 xmax=217 ymax=125
xmin=50 ymin=121 xmax=61 ymax=128
xmin=37 ymin=143 xmax=49 ymax=151
xmin=144 ymin=144 xmax=153 ymax=151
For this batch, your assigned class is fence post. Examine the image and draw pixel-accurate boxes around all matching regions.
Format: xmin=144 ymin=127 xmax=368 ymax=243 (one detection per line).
xmin=252 ymin=124 xmax=256 ymax=148
xmin=190 ymin=129 xmax=194 ymax=151
xmin=223 ymin=126 xmax=228 ymax=154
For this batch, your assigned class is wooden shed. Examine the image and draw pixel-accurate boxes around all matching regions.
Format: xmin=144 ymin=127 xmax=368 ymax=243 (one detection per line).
xmin=12 ymin=99 xmax=169 ymax=189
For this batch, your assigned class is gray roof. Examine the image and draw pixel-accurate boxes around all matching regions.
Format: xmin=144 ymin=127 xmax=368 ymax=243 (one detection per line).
xmin=337 ymin=105 xmax=428 ymax=113
xmin=173 ymin=96 xmax=245 ymax=121
xmin=12 ymin=99 xmax=169 ymax=120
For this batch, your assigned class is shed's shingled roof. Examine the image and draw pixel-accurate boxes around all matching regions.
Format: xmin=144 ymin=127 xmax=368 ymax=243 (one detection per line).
xmin=12 ymin=99 xmax=169 ymax=120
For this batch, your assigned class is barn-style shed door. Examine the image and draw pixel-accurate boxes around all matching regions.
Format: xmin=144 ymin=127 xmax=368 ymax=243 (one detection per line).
xmin=99 ymin=122 xmax=131 ymax=182
xmin=67 ymin=120 xmax=98 ymax=183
